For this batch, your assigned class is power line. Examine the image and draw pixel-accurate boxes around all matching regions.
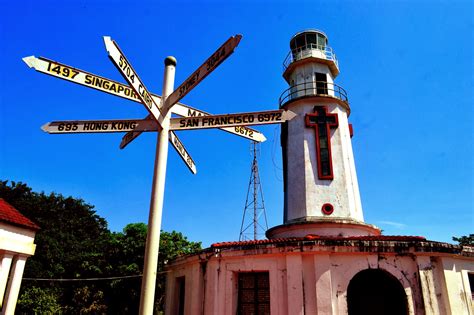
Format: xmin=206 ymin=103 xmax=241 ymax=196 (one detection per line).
xmin=21 ymin=274 xmax=151 ymax=282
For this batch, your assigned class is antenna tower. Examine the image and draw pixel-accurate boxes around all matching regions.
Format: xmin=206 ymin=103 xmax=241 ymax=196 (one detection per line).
xmin=239 ymin=141 xmax=268 ymax=241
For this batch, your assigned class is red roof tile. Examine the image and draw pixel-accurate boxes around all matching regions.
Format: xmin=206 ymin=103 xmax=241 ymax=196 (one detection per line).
xmin=211 ymin=234 xmax=426 ymax=248
xmin=0 ymin=199 xmax=40 ymax=231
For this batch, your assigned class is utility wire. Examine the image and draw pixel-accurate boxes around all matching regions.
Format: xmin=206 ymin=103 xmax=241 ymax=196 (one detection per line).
xmin=21 ymin=274 xmax=159 ymax=282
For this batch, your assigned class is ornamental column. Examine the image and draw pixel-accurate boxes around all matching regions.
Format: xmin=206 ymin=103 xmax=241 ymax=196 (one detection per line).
xmin=267 ymin=30 xmax=379 ymax=238
xmin=2 ymin=255 xmax=27 ymax=315
xmin=0 ymin=254 xmax=13 ymax=307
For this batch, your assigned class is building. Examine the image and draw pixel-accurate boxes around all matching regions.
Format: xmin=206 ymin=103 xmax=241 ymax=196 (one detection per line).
xmin=164 ymin=30 xmax=474 ymax=315
xmin=0 ymin=199 xmax=39 ymax=315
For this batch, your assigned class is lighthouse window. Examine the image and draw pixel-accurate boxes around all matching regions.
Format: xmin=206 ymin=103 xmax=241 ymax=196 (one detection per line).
xmin=307 ymin=33 xmax=317 ymax=46
xmin=315 ymin=72 xmax=328 ymax=95
xmin=295 ymin=35 xmax=305 ymax=49
xmin=317 ymin=33 xmax=327 ymax=49
xmin=238 ymin=272 xmax=270 ymax=315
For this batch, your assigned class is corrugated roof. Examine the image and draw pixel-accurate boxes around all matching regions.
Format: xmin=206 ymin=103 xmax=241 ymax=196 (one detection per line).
xmin=0 ymin=198 xmax=40 ymax=231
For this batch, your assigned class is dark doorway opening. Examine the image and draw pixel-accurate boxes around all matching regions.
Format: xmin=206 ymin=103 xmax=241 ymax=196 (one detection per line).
xmin=347 ymin=269 xmax=408 ymax=315
xmin=176 ymin=276 xmax=185 ymax=315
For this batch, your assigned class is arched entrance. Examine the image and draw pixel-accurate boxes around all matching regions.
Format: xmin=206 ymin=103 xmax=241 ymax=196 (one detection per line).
xmin=347 ymin=269 xmax=408 ymax=315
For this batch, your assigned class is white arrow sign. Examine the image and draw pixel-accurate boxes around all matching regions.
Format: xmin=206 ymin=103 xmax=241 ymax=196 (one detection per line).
xmin=41 ymin=119 xmax=156 ymax=134
xmin=169 ymin=109 xmax=297 ymax=130
xmin=23 ymin=56 xmax=264 ymax=143
xmin=104 ymin=36 xmax=167 ymax=127
xmin=23 ymin=56 xmax=142 ymax=102
xmin=169 ymin=131 xmax=197 ymax=174
xmin=164 ymin=35 xmax=242 ymax=110
xmin=169 ymin=103 xmax=266 ymax=142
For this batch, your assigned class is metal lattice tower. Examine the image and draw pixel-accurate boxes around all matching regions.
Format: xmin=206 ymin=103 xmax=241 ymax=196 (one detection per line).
xmin=239 ymin=141 xmax=269 ymax=241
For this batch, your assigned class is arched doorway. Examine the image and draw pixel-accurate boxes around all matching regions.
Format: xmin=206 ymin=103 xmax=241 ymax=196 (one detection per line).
xmin=347 ymin=269 xmax=408 ymax=315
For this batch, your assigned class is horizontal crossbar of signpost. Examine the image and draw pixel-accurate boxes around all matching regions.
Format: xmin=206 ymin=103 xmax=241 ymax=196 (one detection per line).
xmin=41 ymin=109 xmax=294 ymax=135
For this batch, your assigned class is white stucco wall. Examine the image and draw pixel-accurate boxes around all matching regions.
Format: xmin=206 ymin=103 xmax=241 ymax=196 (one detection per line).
xmin=166 ymin=243 xmax=474 ymax=315
xmin=284 ymin=99 xmax=363 ymax=224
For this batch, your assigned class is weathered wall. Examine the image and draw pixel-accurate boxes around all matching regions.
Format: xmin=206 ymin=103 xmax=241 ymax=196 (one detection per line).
xmin=165 ymin=244 xmax=474 ymax=315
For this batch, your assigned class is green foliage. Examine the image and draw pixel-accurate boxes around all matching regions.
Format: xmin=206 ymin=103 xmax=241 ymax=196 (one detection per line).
xmin=0 ymin=180 xmax=201 ymax=314
xmin=71 ymin=286 xmax=107 ymax=314
xmin=452 ymin=234 xmax=474 ymax=246
xmin=16 ymin=286 xmax=62 ymax=314
xmin=0 ymin=181 xmax=110 ymax=280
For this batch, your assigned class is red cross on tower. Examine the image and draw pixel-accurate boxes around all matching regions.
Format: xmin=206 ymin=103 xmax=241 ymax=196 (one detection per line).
xmin=305 ymin=106 xmax=339 ymax=180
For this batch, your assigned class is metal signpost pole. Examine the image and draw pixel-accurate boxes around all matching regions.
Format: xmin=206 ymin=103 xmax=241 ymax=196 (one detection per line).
xmin=139 ymin=56 xmax=176 ymax=315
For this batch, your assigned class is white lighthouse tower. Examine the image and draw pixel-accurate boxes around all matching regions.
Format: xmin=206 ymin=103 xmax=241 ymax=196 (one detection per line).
xmin=164 ymin=30 xmax=474 ymax=315
xmin=267 ymin=30 xmax=380 ymax=238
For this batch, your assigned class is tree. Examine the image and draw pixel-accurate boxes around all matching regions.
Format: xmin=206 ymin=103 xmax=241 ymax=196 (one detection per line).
xmin=453 ymin=234 xmax=474 ymax=246
xmin=104 ymin=224 xmax=202 ymax=314
xmin=16 ymin=287 xmax=62 ymax=314
xmin=0 ymin=180 xmax=202 ymax=314
xmin=0 ymin=181 xmax=111 ymax=313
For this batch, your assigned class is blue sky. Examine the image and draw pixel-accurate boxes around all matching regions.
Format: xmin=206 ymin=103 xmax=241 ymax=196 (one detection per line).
xmin=0 ymin=0 xmax=472 ymax=247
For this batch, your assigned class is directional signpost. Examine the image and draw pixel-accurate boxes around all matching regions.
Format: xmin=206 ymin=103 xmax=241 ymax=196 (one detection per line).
xmin=23 ymin=56 xmax=265 ymax=144
xmin=41 ymin=110 xmax=295 ymax=134
xmin=24 ymin=35 xmax=297 ymax=315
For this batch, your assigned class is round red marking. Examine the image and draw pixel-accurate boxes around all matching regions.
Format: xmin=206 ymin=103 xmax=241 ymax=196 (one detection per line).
xmin=322 ymin=203 xmax=334 ymax=215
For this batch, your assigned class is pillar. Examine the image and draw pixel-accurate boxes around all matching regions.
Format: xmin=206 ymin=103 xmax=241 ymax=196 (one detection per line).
xmin=286 ymin=254 xmax=304 ymax=315
xmin=2 ymin=255 xmax=27 ymax=315
xmin=0 ymin=254 xmax=13 ymax=308
xmin=314 ymin=254 xmax=334 ymax=315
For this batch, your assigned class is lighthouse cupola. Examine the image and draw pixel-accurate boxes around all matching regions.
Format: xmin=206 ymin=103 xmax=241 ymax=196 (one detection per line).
xmin=267 ymin=30 xmax=380 ymax=239
xmin=283 ymin=29 xmax=339 ymax=84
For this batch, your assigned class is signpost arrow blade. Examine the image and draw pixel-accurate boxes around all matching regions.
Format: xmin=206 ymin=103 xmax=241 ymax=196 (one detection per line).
xmin=23 ymin=56 xmax=265 ymax=143
xmin=164 ymin=35 xmax=242 ymax=111
xmin=103 ymin=36 xmax=166 ymax=127
xmin=120 ymin=127 xmax=146 ymax=149
xmin=41 ymin=119 xmax=157 ymax=134
xmin=170 ymin=103 xmax=266 ymax=143
xmin=169 ymin=131 xmax=197 ymax=174
xmin=169 ymin=109 xmax=297 ymax=131
xmin=23 ymin=56 xmax=142 ymax=103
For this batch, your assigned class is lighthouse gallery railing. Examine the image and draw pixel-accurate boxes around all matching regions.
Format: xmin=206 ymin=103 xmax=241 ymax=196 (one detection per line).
xmin=279 ymin=81 xmax=348 ymax=106
xmin=283 ymin=44 xmax=339 ymax=71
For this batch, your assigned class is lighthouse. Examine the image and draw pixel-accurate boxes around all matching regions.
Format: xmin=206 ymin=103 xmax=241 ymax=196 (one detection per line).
xmin=267 ymin=30 xmax=379 ymax=238
xmin=164 ymin=30 xmax=474 ymax=315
